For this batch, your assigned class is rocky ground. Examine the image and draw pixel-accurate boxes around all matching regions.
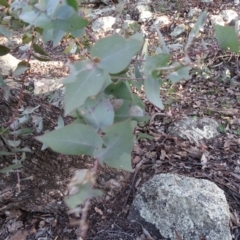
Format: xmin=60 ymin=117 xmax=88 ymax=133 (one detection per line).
xmin=1 ymin=0 xmax=240 ymax=239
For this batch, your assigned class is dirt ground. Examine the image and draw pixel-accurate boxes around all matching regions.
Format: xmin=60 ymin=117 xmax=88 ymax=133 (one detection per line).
xmin=1 ymin=0 xmax=240 ymax=239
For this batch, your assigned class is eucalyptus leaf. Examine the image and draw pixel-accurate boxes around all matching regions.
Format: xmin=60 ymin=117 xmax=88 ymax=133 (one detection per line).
xmin=144 ymin=54 xmax=170 ymax=77
xmin=214 ymin=25 xmax=239 ymax=53
xmin=0 ymin=25 xmax=11 ymax=38
xmin=0 ymin=45 xmax=10 ymax=56
xmin=64 ymin=62 xmax=110 ymax=115
xmin=13 ymin=61 xmax=30 ymax=76
xmin=22 ymin=33 xmax=32 ymax=44
xmin=20 ymin=9 xmax=53 ymax=29
xmin=0 ymin=0 xmax=9 ymax=7
xmin=144 ymin=76 xmax=163 ymax=109
xmin=0 ymin=163 xmax=23 ymax=173
xmin=143 ymin=54 xmax=170 ymax=110
xmin=12 ymin=147 xmax=32 ymax=153
xmin=0 ymin=74 xmax=7 ymax=87
xmin=94 ymin=119 xmax=134 ymax=171
xmin=113 ymin=99 xmax=148 ymax=122
xmin=46 ymin=0 xmax=59 ymax=16
xmin=33 ymin=43 xmax=48 ymax=56
xmin=32 ymin=53 xmax=51 ymax=61
xmin=91 ymin=34 xmax=143 ymax=74
xmin=0 ymin=151 xmax=15 ymax=156
xmin=66 ymin=0 xmax=78 ymax=12
xmin=105 ymin=81 xmax=132 ymax=101
xmin=167 ymin=66 xmax=191 ymax=83
xmin=54 ymin=5 xmax=88 ymax=32
xmin=133 ymin=63 xmax=144 ymax=91
xmin=78 ymin=94 xmax=114 ymax=130
xmin=22 ymin=105 xmax=40 ymax=114
xmin=137 ymin=133 xmax=154 ymax=140
xmin=65 ymin=183 xmax=103 ymax=208
xmin=37 ymin=123 xmax=102 ymax=155
xmin=6 ymin=139 xmax=21 ymax=147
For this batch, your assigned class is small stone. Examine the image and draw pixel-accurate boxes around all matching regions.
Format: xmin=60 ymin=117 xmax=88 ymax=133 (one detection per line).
xmin=138 ymin=11 xmax=152 ymax=22
xmin=92 ymin=16 xmax=116 ymax=32
xmin=210 ymin=15 xmax=224 ymax=26
xmin=170 ymin=24 xmax=186 ymax=37
xmin=220 ymin=10 xmax=238 ymax=24
xmin=0 ymin=54 xmax=20 ymax=76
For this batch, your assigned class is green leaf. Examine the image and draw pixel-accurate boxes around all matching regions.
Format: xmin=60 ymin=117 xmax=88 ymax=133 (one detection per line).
xmin=54 ymin=5 xmax=88 ymax=32
xmin=105 ymin=81 xmax=132 ymax=101
xmin=5 ymin=139 xmax=21 ymax=147
xmin=70 ymin=28 xmax=85 ymax=38
xmin=32 ymin=53 xmax=51 ymax=61
xmin=137 ymin=133 xmax=154 ymax=140
xmin=11 ymin=19 xmax=24 ymax=30
xmin=168 ymin=66 xmax=191 ymax=83
xmin=56 ymin=116 xmax=64 ymax=129
xmin=0 ymin=163 xmax=23 ymax=173
xmin=214 ymin=25 xmax=239 ymax=53
xmin=66 ymin=0 xmax=78 ymax=12
xmin=65 ymin=183 xmax=103 ymax=208
xmin=185 ymin=11 xmax=207 ymax=51
xmin=20 ymin=8 xmax=53 ymax=29
xmin=22 ymin=33 xmax=32 ymax=44
xmin=0 ymin=0 xmax=9 ymax=7
xmin=0 ymin=74 xmax=7 ymax=87
xmin=0 ymin=45 xmax=10 ymax=56
xmin=36 ymin=123 xmax=102 ymax=155
xmin=32 ymin=43 xmax=48 ymax=56
xmin=94 ymin=119 xmax=134 ymax=171
xmin=45 ymin=0 xmax=59 ymax=15
xmin=12 ymin=147 xmax=32 ymax=153
xmin=112 ymin=99 xmax=148 ymax=122
xmin=144 ymin=76 xmax=163 ymax=109
xmin=133 ymin=63 xmax=144 ymax=91
xmin=144 ymin=54 xmax=170 ymax=77
xmin=143 ymin=54 xmax=170 ymax=110
xmin=90 ymin=34 xmax=143 ymax=74
xmin=154 ymin=24 xmax=169 ymax=54
xmin=78 ymin=94 xmax=114 ymax=130
xmin=0 ymin=25 xmax=11 ymax=38
xmin=11 ymin=128 xmax=33 ymax=136
xmin=0 ymin=151 xmax=15 ymax=156
xmin=64 ymin=61 xmax=110 ymax=114
xmin=13 ymin=61 xmax=30 ymax=76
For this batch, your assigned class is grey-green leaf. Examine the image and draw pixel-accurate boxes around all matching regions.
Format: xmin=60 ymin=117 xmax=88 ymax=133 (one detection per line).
xmin=144 ymin=54 xmax=170 ymax=76
xmin=20 ymin=9 xmax=53 ymax=29
xmin=143 ymin=54 xmax=170 ymax=110
xmin=0 ymin=163 xmax=23 ymax=173
xmin=214 ymin=25 xmax=239 ymax=54
xmin=78 ymin=94 xmax=114 ymax=130
xmin=0 ymin=25 xmax=11 ymax=38
xmin=13 ymin=61 xmax=30 ymax=76
xmin=65 ymin=183 xmax=103 ymax=208
xmin=105 ymin=81 xmax=132 ymax=101
xmin=113 ymin=99 xmax=148 ymax=122
xmin=168 ymin=66 xmax=191 ymax=83
xmin=36 ymin=123 xmax=102 ymax=156
xmin=64 ymin=62 xmax=110 ymax=115
xmin=94 ymin=119 xmax=134 ymax=171
xmin=90 ymin=34 xmax=143 ymax=74
xmin=144 ymin=76 xmax=163 ymax=109
xmin=54 ymin=5 xmax=88 ymax=32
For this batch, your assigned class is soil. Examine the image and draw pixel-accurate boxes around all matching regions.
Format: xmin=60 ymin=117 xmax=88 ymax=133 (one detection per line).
xmin=1 ymin=0 xmax=240 ymax=240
